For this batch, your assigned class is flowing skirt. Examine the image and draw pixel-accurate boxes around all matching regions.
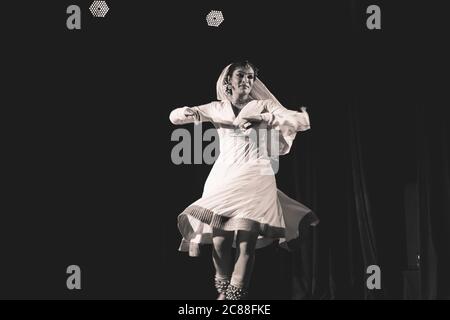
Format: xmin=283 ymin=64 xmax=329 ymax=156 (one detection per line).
xmin=177 ymin=159 xmax=319 ymax=257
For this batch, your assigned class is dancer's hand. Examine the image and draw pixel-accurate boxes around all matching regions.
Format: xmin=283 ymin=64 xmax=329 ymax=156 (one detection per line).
xmin=184 ymin=108 xmax=198 ymax=120
xmin=237 ymin=116 xmax=262 ymax=130
xmin=242 ymin=115 xmax=263 ymax=123
xmin=239 ymin=114 xmax=273 ymax=129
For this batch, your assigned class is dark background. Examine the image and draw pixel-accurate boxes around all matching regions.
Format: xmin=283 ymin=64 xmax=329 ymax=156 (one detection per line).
xmin=1 ymin=1 xmax=448 ymax=299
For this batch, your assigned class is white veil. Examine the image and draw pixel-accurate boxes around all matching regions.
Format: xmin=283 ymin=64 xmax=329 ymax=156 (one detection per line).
xmin=215 ymin=63 xmax=308 ymax=156
xmin=216 ymin=64 xmax=283 ymax=105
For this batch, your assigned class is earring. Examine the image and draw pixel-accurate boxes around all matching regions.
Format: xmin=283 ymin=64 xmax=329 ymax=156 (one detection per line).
xmin=226 ymin=84 xmax=232 ymax=95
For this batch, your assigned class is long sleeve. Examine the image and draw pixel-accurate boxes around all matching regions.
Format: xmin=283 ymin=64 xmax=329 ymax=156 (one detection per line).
xmin=265 ymin=101 xmax=311 ymax=133
xmin=169 ymin=101 xmax=217 ymax=125
xmin=264 ymin=99 xmax=311 ymax=155
xmin=169 ymin=107 xmax=193 ymax=125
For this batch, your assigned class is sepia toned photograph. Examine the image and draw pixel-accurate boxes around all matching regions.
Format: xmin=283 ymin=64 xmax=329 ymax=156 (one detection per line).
xmin=1 ymin=0 xmax=448 ymax=307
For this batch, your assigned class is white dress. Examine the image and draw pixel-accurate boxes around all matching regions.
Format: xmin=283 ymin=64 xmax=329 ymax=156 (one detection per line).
xmin=170 ymin=99 xmax=319 ymax=257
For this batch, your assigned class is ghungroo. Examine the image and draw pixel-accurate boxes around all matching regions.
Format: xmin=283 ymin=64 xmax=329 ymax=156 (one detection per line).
xmin=214 ymin=278 xmax=230 ymax=294
xmin=225 ymin=284 xmax=248 ymax=300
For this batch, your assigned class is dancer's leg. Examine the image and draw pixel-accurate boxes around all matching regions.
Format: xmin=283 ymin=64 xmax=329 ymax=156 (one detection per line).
xmin=212 ymin=228 xmax=234 ymax=300
xmin=227 ymin=230 xmax=258 ymax=300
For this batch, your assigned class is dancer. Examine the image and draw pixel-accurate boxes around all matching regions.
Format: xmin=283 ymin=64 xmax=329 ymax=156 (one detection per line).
xmin=169 ymin=61 xmax=319 ymax=300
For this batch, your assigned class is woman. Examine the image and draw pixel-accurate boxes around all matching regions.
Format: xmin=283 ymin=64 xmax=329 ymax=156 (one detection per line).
xmin=169 ymin=61 xmax=319 ymax=300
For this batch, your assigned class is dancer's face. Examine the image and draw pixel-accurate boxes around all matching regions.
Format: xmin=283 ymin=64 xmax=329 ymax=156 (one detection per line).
xmin=229 ymin=66 xmax=255 ymax=96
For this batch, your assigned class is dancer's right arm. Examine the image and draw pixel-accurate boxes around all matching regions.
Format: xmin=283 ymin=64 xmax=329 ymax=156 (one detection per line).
xmin=169 ymin=107 xmax=198 ymax=125
xmin=169 ymin=102 xmax=216 ymax=125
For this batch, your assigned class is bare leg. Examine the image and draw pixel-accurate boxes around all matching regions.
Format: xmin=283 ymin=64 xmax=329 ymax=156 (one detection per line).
xmin=227 ymin=230 xmax=258 ymax=300
xmin=212 ymin=228 xmax=234 ymax=300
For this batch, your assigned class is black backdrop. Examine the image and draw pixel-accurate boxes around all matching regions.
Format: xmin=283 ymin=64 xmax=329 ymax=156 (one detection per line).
xmin=2 ymin=1 xmax=448 ymax=299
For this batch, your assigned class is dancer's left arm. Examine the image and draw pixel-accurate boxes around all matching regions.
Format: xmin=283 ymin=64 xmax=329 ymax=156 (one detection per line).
xmin=263 ymin=100 xmax=310 ymax=132
xmin=241 ymin=99 xmax=311 ymax=155
xmin=241 ymin=100 xmax=311 ymax=133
